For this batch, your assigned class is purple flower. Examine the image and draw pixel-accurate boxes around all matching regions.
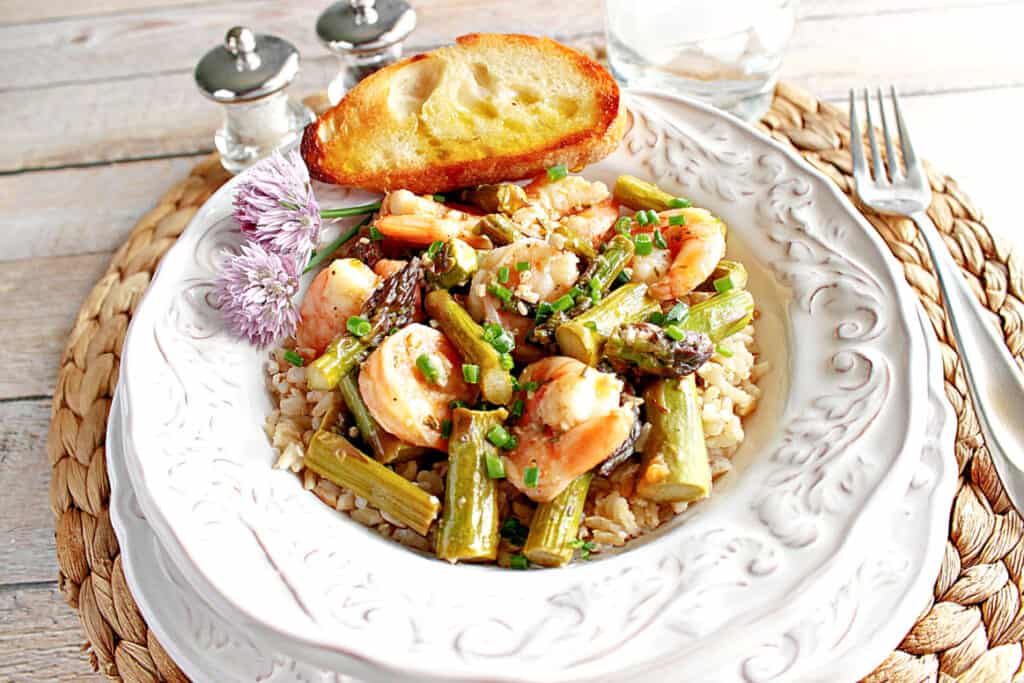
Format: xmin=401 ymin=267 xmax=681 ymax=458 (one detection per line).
xmin=215 ymin=242 xmax=300 ymax=347
xmin=233 ymin=150 xmax=321 ymax=262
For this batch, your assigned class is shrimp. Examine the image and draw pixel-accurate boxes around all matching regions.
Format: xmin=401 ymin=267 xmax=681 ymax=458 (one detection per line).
xmin=296 ymin=258 xmax=379 ymax=355
xmin=524 ymin=174 xmax=610 ymax=217
xmin=359 ymin=323 xmax=476 ymax=449
xmin=504 ymin=357 xmax=636 ymax=502
xmin=466 ymin=239 xmax=579 ymax=345
xmin=635 ymin=207 xmax=726 ymax=301
xmin=558 ymin=199 xmax=620 ymax=246
xmin=375 ymin=189 xmax=487 ymax=247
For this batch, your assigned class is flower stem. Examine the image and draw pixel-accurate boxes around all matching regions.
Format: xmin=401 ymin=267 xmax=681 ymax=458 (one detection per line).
xmin=320 ymin=201 xmax=382 ymax=219
xmin=304 ymin=215 xmax=372 ymax=274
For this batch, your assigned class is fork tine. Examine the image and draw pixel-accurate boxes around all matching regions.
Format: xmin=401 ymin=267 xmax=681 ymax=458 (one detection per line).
xmin=862 ymin=89 xmax=887 ymax=183
xmin=890 ymin=86 xmax=923 ymax=177
xmin=877 ymin=88 xmax=902 ymax=181
xmin=848 ymin=89 xmax=867 ymax=179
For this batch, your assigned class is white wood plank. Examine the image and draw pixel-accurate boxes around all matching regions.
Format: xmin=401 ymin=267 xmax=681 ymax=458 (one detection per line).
xmin=0 ymin=583 xmax=105 ymax=682
xmin=0 ymin=252 xmax=110 ymax=399
xmin=0 ymin=156 xmax=200 ymax=262
xmin=0 ymin=0 xmax=223 ymax=25
xmin=0 ymin=399 xmax=59 ymax=585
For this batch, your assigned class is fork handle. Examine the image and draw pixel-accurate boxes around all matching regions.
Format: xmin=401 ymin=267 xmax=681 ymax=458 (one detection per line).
xmin=913 ymin=211 xmax=1024 ymax=508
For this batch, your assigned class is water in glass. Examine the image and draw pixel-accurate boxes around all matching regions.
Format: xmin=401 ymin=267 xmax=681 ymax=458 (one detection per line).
xmin=605 ymin=0 xmax=797 ymax=121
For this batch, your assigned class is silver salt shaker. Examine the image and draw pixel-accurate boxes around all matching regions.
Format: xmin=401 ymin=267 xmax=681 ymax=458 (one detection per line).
xmin=195 ymin=26 xmax=315 ymax=174
xmin=317 ymin=0 xmax=417 ymax=105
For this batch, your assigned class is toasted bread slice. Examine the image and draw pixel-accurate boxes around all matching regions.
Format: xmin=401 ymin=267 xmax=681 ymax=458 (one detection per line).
xmin=302 ymin=33 xmax=625 ymax=193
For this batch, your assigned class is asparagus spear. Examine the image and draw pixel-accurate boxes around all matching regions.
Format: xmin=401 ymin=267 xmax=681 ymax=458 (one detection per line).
xmin=475 ymin=214 xmax=520 ymax=246
xmin=307 ymin=258 xmax=424 ymax=390
xmin=523 ymin=473 xmax=592 ymax=567
xmin=613 ymin=175 xmax=684 ymax=212
xmin=697 ymin=260 xmax=748 ymax=293
xmin=678 ymin=289 xmax=755 ymax=343
xmin=551 ymin=224 xmax=597 ymax=261
xmin=426 ymin=238 xmax=478 ymax=289
xmin=305 ymin=429 xmax=441 ymax=535
xmin=436 ymin=407 xmax=508 ymax=563
xmin=637 ymin=375 xmax=710 ymax=503
xmin=424 ymin=289 xmax=515 ymax=405
xmin=459 ymin=183 xmax=529 ymax=214
xmin=555 ymin=283 xmax=660 ymax=366
xmin=338 ymin=371 xmax=427 ymax=464
xmin=604 ymin=322 xmax=714 ymax=378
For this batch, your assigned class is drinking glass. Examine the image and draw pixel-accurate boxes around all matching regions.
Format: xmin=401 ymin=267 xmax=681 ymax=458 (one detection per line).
xmin=604 ymin=0 xmax=798 ymax=121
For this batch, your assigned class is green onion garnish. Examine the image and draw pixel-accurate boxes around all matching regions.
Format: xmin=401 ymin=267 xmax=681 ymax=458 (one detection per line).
xmin=450 ymin=399 xmax=469 ymax=410
xmin=716 ymin=344 xmax=734 ymax=357
xmin=504 ymin=435 xmax=518 ymax=450
xmin=646 ymin=210 xmax=660 ymax=225
xmin=713 ymin=275 xmax=735 ymax=293
xmin=483 ymin=324 xmax=515 ymax=353
xmin=440 ymin=419 xmax=452 ymax=439
xmin=509 ymin=553 xmax=529 ymax=570
xmin=534 ymin=301 xmax=554 ymax=321
xmin=416 ymin=354 xmax=440 ymax=384
xmin=510 ymin=399 xmax=525 ymax=420
xmin=318 ymin=201 xmax=383 ymax=219
xmin=346 ymin=316 xmax=371 ymax=337
xmin=634 ymin=233 xmax=653 ymax=256
xmin=668 ymin=197 xmax=692 ymax=209
xmin=546 ymin=164 xmax=568 ymax=181
xmin=635 ymin=210 xmax=650 ymax=226
xmin=665 ymin=302 xmax=688 ymax=323
xmin=462 ymin=364 xmax=480 ymax=384
xmin=653 ymin=229 xmax=668 ymax=250
xmin=522 ymin=380 xmax=539 ymax=393
xmin=569 ymin=539 xmax=597 ymax=560
xmin=648 ymin=311 xmax=666 ymax=325
xmin=487 ymin=424 xmax=511 ymax=448
xmin=523 ymin=466 xmax=540 ymax=487
xmin=432 ymin=194 xmax=447 ymax=202
xmin=368 ymin=225 xmax=384 ymax=240
xmin=664 ymin=324 xmax=685 ymax=341
xmin=283 ymin=350 xmax=304 ymax=367
xmin=497 ymin=266 xmax=511 ymax=283
xmin=486 ymin=452 xmax=506 ymax=479
xmin=515 ymin=261 xmax=531 ymax=272
xmin=615 ymin=216 xmax=632 ymax=235
xmin=426 ymin=240 xmax=444 ymax=258
xmin=500 ymin=518 xmax=529 ymax=546
xmin=668 ymin=214 xmax=686 ymax=226
xmin=500 ymin=353 xmax=515 ymax=370
xmin=488 ymin=283 xmax=513 ymax=303
xmin=615 ymin=270 xmax=632 ymax=286
xmin=551 ymin=294 xmax=574 ymax=312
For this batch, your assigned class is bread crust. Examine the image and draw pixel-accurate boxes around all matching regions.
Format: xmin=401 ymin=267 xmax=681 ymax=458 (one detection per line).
xmin=302 ymin=33 xmax=624 ymax=194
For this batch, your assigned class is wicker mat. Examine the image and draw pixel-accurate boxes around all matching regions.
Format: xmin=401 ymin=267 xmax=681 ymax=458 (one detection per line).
xmin=46 ymin=81 xmax=1024 ymax=682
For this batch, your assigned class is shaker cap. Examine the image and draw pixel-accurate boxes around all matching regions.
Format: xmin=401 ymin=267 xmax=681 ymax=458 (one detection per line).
xmin=316 ymin=0 xmax=417 ymax=55
xmin=195 ymin=26 xmax=301 ymax=103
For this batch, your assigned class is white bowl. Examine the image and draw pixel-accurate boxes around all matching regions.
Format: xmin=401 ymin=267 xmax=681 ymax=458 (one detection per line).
xmin=116 ymin=91 xmax=949 ymax=682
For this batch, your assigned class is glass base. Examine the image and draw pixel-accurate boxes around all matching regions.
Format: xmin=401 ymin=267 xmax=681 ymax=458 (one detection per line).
xmin=215 ymin=97 xmax=316 ymax=175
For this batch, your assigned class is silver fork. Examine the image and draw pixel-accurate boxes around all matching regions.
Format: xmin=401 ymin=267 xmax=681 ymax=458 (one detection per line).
xmin=850 ymin=87 xmax=1024 ymax=515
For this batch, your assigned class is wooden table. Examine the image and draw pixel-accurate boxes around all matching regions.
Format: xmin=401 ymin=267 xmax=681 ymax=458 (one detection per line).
xmin=1 ymin=1 xmax=1021 ymax=679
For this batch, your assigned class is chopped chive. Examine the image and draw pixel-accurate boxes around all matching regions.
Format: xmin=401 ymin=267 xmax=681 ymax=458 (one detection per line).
xmin=368 ymin=225 xmax=384 ymax=240
xmin=346 ymin=315 xmax=371 ymax=337
xmin=665 ymin=302 xmax=688 ymax=323
xmin=646 ymin=210 xmax=660 ymax=224
xmin=668 ymin=197 xmax=692 ymax=209
xmin=713 ymin=275 xmax=735 ymax=293
xmin=283 ymin=349 xmax=305 ymax=367
xmin=653 ymin=229 xmax=668 ymax=250
xmin=426 ymin=240 xmax=444 ymax=258
xmin=522 ymin=380 xmax=539 ymax=393
xmin=523 ymin=466 xmax=540 ymax=487
xmin=551 ymin=294 xmax=574 ymax=312
xmin=570 ymin=538 xmax=597 ymax=560
xmin=615 ymin=270 xmax=632 ymax=285
xmin=487 ymin=424 xmax=511 ymax=448
xmin=568 ymin=285 xmax=584 ymax=299
xmin=488 ymin=283 xmax=513 ymax=303
xmin=546 ymin=164 xmax=568 ymax=181
xmin=504 ymin=435 xmax=518 ymax=450
xmin=449 ymin=399 xmax=469 ymax=410
xmin=716 ymin=344 xmax=735 ymax=358
xmin=635 ymin=210 xmax=650 ymax=226
xmin=462 ymin=364 xmax=480 ymax=384
xmin=303 ymin=215 xmax=370 ymax=274
xmin=668 ymin=214 xmax=686 ymax=226
xmin=534 ymin=301 xmax=554 ymax=321
xmin=584 ymin=320 xmax=599 ymax=331
xmin=483 ymin=325 xmax=515 ymax=354
xmin=318 ymin=201 xmax=383 ymax=219
xmin=415 ymin=354 xmax=440 ymax=384
xmin=497 ymin=266 xmax=511 ymax=284
xmin=664 ymin=324 xmax=685 ymax=341
xmin=500 ymin=518 xmax=529 ymax=546
xmin=615 ymin=216 xmax=633 ymax=235
xmin=515 ymin=261 xmax=531 ymax=272
xmin=486 ymin=452 xmax=507 ymax=479
xmin=500 ymin=353 xmax=515 ymax=370
xmin=634 ymin=233 xmax=653 ymax=256
xmin=509 ymin=553 xmax=529 ymax=569
xmin=440 ymin=419 xmax=452 ymax=439
xmin=432 ymin=193 xmax=447 ymax=202
xmin=647 ymin=311 xmax=666 ymax=325
xmin=510 ymin=399 xmax=525 ymax=420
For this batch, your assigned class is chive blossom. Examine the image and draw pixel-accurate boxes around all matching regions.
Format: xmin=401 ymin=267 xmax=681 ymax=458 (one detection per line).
xmin=346 ymin=315 xmax=371 ymax=337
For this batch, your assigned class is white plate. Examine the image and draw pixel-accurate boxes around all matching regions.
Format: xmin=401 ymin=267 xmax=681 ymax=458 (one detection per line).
xmin=117 ymin=91 xmax=942 ymax=681
xmin=109 ymin=309 xmax=954 ymax=683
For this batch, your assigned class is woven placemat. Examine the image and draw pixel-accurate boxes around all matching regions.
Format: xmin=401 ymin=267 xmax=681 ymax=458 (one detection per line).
xmin=46 ymin=81 xmax=1024 ymax=682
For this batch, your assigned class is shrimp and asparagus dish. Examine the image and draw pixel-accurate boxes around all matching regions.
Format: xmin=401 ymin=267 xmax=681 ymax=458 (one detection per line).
xmin=258 ymin=170 xmax=763 ymax=568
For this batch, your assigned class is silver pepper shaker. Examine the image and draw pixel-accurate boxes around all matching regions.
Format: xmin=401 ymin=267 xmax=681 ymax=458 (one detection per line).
xmin=195 ymin=26 xmax=315 ymax=174
xmin=317 ymin=0 xmax=417 ymax=105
